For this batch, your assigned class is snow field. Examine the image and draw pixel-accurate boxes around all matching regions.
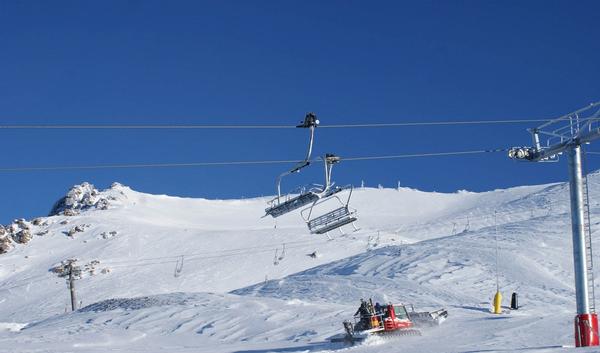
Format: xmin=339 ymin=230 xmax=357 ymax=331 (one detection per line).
xmin=1 ymin=176 xmax=599 ymax=352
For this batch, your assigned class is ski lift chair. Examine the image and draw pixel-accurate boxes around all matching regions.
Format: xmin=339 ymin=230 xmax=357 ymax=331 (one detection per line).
xmin=302 ymin=185 xmax=359 ymax=235
xmin=265 ymin=113 xmax=320 ymax=218
xmin=265 ymin=182 xmax=322 ymax=218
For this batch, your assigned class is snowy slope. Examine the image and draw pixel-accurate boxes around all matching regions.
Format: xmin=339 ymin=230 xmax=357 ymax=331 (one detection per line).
xmin=0 ymin=175 xmax=599 ymax=353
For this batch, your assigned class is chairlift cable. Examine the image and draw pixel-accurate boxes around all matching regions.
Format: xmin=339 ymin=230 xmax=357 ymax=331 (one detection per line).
xmin=319 ymin=120 xmax=550 ymax=128
xmin=101 ymin=238 xmax=333 ymax=266
xmin=105 ymin=242 xmax=325 ymax=269
xmin=0 ymin=124 xmax=295 ymax=130
xmin=341 ymin=149 xmax=507 ymax=161
xmin=0 ymin=119 xmax=550 ymax=130
xmin=0 ymin=159 xmax=301 ymax=172
xmin=0 ymin=149 xmax=507 ymax=172
xmin=100 ymin=238 xmax=325 ymax=265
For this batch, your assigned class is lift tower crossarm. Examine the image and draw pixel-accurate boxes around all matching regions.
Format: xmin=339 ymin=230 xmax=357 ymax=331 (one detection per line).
xmin=518 ymin=128 xmax=600 ymax=162
xmin=509 ymin=102 xmax=600 ymax=162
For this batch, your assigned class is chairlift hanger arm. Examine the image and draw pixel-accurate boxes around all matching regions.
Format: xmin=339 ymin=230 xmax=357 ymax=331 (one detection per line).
xmin=344 ymin=185 xmax=354 ymax=207
xmin=302 ymin=119 xmax=317 ymax=162
xmin=275 ymin=160 xmax=310 ymax=189
xmin=274 ymin=113 xmax=319 ymax=198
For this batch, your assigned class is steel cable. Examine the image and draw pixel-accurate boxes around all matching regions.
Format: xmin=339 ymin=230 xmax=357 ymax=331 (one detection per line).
xmin=0 ymin=119 xmax=550 ymax=130
xmin=0 ymin=149 xmax=506 ymax=172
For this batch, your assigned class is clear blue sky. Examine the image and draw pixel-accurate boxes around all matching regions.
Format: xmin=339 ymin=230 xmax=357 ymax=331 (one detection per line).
xmin=0 ymin=0 xmax=599 ymax=223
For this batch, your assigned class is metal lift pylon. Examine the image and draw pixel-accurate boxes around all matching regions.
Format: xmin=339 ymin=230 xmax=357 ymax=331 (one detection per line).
xmin=509 ymin=101 xmax=600 ymax=347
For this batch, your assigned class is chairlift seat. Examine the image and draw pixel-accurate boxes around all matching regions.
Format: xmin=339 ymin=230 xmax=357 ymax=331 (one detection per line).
xmin=265 ymin=192 xmax=320 ymax=218
xmin=308 ymin=206 xmax=357 ymax=234
xmin=323 ymin=185 xmax=345 ymax=198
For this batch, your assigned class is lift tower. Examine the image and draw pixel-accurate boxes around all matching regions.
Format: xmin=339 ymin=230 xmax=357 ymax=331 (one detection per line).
xmin=509 ymin=101 xmax=600 ymax=347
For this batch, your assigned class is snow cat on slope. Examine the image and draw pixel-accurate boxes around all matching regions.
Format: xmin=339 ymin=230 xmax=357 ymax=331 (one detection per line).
xmin=330 ymin=299 xmax=448 ymax=344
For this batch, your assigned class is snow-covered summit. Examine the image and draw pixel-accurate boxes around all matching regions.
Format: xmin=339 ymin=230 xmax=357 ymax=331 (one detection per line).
xmin=48 ymin=182 xmax=132 ymax=217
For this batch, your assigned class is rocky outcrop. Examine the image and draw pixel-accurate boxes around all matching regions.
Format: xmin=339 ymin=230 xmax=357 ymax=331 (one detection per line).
xmin=0 ymin=219 xmax=34 ymax=250
xmin=65 ymin=225 xmax=88 ymax=238
xmin=49 ymin=182 xmax=112 ymax=216
xmin=0 ymin=227 xmax=12 ymax=254
xmin=100 ymin=231 xmax=118 ymax=239
xmin=5 ymin=219 xmax=33 ymax=244
xmin=0 ymin=239 xmax=11 ymax=254
xmin=14 ymin=229 xmax=32 ymax=244
xmin=1 ymin=182 xmax=126 ymax=255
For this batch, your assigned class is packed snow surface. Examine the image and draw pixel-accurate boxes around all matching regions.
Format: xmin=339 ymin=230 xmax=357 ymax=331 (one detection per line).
xmin=1 ymin=176 xmax=600 ymax=352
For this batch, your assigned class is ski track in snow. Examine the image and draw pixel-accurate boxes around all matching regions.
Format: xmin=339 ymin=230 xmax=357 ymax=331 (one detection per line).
xmin=1 ymin=177 xmax=600 ymax=352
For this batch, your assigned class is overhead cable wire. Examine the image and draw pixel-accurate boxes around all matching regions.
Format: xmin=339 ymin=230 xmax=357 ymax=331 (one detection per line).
xmin=0 ymin=149 xmax=506 ymax=172
xmin=0 ymin=119 xmax=550 ymax=130
xmin=342 ymin=149 xmax=507 ymax=161
xmin=100 ymin=238 xmax=325 ymax=265
xmin=319 ymin=120 xmax=549 ymax=128
xmin=0 ymin=159 xmax=300 ymax=172
xmin=105 ymin=241 xmax=328 ymax=269
xmin=0 ymin=124 xmax=294 ymax=130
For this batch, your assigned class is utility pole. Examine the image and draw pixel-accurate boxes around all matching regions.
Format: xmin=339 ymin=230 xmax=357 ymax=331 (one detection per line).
xmin=509 ymin=101 xmax=600 ymax=347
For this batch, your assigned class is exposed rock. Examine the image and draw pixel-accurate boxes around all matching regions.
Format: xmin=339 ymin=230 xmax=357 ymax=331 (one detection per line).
xmin=14 ymin=229 xmax=32 ymax=244
xmin=14 ymin=219 xmax=29 ymax=230
xmin=49 ymin=182 xmax=111 ymax=216
xmin=3 ymin=218 xmax=34 ymax=244
xmin=96 ymin=199 xmax=109 ymax=210
xmin=0 ymin=182 xmax=129 ymax=256
xmin=6 ymin=223 xmax=18 ymax=234
xmin=66 ymin=225 xmax=85 ymax=237
xmin=0 ymin=243 xmax=11 ymax=254
xmin=100 ymin=231 xmax=118 ymax=239
xmin=0 ymin=236 xmax=12 ymax=254
xmin=63 ymin=209 xmax=79 ymax=217
xmin=84 ymin=260 xmax=101 ymax=276
xmin=49 ymin=263 xmax=66 ymax=275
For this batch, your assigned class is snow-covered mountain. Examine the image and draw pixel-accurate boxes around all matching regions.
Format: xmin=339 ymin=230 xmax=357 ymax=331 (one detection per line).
xmin=0 ymin=175 xmax=598 ymax=353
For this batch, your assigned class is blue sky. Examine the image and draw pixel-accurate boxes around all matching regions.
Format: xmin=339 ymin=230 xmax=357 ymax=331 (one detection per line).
xmin=0 ymin=0 xmax=599 ymax=223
